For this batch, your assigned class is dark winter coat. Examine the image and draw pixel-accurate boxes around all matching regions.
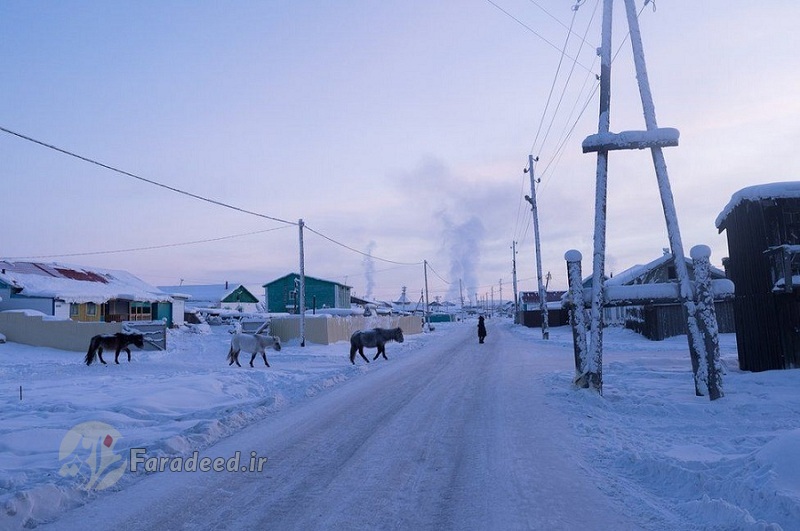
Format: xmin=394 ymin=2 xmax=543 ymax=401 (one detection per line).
xmin=477 ymin=317 xmax=487 ymax=339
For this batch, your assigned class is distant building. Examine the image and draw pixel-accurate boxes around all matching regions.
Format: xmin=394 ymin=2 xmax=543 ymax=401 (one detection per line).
xmin=263 ymin=273 xmax=351 ymax=314
xmin=518 ymin=291 xmax=569 ymax=328
xmin=393 ymin=286 xmax=417 ymax=313
xmin=159 ymin=282 xmax=261 ymax=313
xmin=604 ymin=251 xmax=734 ymax=340
xmin=0 ymin=261 xmax=177 ymax=326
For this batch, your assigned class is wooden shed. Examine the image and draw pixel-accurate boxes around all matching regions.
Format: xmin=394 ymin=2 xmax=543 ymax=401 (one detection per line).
xmin=716 ymin=182 xmax=800 ymax=371
xmin=605 ymin=251 xmax=735 ymax=341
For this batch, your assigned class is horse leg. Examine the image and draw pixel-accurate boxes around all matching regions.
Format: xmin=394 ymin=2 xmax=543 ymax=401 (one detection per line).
xmin=249 ymin=352 xmax=257 ymax=368
xmin=98 ymin=347 xmax=107 ymax=365
xmin=126 ymin=347 xmax=132 ymax=362
xmin=373 ymin=343 xmax=388 ymax=361
xmin=261 ymin=352 xmax=270 ymax=367
xmin=359 ymin=346 xmax=370 ymax=363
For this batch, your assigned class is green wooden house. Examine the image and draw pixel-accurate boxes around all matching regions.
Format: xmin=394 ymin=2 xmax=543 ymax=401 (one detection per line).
xmin=263 ymin=273 xmax=351 ymax=314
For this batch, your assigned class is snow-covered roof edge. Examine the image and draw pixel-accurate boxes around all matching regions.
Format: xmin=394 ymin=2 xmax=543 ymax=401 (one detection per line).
xmin=715 ymin=181 xmax=800 ymax=230
xmin=0 ymin=261 xmax=172 ymax=304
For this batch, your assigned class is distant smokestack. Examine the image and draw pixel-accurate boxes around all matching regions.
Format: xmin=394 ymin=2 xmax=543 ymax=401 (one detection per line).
xmin=225 ymin=281 xmax=228 ymax=289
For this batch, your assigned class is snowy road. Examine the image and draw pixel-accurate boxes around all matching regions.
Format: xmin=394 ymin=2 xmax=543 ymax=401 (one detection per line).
xmin=45 ymin=322 xmax=637 ymax=530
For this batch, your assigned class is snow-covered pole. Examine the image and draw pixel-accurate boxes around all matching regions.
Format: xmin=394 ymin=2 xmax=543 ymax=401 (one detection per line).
xmin=298 ymin=218 xmax=306 ymax=347
xmin=585 ymin=0 xmax=614 ymax=395
xmin=623 ymin=0 xmax=705 ymax=395
xmin=565 ymin=250 xmax=589 ymax=386
xmin=525 ymin=154 xmax=549 ymax=340
xmin=691 ymin=245 xmax=724 ymax=400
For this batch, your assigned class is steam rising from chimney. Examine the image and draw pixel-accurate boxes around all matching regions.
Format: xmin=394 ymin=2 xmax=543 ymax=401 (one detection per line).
xmin=438 ymin=212 xmax=484 ymax=304
xmin=362 ymin=241 xmax=376 ymax=299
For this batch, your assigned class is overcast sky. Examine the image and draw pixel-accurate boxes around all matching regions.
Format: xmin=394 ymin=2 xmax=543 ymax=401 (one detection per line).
xmin=2 ymin=1 xmax=799 ymax=304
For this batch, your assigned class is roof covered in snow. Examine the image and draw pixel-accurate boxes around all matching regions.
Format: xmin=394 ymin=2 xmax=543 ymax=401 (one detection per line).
xmin=158 ymin=283 xmax=261 ymax=307
xmin=716 ymin=181 xmax=800 ymax=230
xmin=0 ymin=261 xmax=172 ymax=304
xmin=606 ymin=252 xmax=726 ymax=287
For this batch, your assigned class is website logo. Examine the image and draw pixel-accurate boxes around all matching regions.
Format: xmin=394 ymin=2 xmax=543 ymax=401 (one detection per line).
xmin=58 ymin=421 xmax=127 ymax=491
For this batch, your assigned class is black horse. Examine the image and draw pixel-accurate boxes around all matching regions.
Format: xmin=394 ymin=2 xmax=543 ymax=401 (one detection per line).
xmin=85 ymin=332 xmax=145 ymax=365
xmin=349 ymin=327 xmax=404 ymax=364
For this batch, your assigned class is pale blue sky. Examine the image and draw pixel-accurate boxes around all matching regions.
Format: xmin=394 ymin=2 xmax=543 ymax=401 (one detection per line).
xmin=2 ymin=1 xmax=799 ymax=303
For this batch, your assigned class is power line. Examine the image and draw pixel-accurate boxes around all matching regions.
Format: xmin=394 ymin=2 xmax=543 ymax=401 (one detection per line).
xmin=0 ymin=226 xmax=290 ymax=261
xmin=0 ymin=130 xmax=464 ymax=289
xmin=0 ymin=126 xmax=434 ymax=281
xmin=304 ymin=224 xmax=422 ymax=266
xmin=532 ymin=0 xmax=599 ymax=160
xmin=483 ymin=0 xmax=596 ymax=75
xmin=0 ymin=126 xmax=296 ymax=226
xmin=425 ymin=262 xmax=451 ymax=285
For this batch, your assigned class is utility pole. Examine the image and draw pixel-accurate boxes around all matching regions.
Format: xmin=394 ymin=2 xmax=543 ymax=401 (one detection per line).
xmin=525 ymin=154 xmax=549 ymax=339
xmin=423 ymin=260 xmax=431 ymax=331
xmin=512 ymin=241 xmax=519 ymax=324
xmin=459 ymin=279 xmax=465 ymax=320
xmin=298 ymin=218 xmax=306 ymax=347
xmin=499 ymin=279 xmax=503 ymax=311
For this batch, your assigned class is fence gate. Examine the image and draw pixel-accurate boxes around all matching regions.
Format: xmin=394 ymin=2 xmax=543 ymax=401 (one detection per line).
xmin=124 ymin=321 xmax=167 ymax=350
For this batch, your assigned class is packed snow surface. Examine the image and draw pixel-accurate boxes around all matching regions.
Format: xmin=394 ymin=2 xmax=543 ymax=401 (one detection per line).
xmin=1 ymin=319 xmax=799 ymax=529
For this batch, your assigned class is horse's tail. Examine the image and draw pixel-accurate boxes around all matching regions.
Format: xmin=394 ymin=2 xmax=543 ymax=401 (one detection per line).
xmin=85 ymin=336 xmax=99 ymax=365
xmin=227 ymin=335 xmax=239 ymax=364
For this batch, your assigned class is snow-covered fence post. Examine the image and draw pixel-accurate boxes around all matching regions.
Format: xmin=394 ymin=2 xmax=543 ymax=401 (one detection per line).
xmin=565 ymin=250 xmax=589 ymax=387
xmin=691 ymin=245 xmax=724 ymax=400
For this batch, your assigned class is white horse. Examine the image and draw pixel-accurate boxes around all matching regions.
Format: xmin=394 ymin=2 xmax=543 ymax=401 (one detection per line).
xmin=227 ymin=332 xmax=282 ymax=367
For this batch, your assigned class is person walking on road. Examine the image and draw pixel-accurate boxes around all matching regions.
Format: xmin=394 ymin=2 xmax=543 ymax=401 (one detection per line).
xmin=477 ymin=315 xmax=487 ymax=344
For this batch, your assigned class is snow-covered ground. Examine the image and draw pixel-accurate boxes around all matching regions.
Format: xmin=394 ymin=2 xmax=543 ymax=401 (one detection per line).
xmin=2 ymin=319 xmax=799 ymax=529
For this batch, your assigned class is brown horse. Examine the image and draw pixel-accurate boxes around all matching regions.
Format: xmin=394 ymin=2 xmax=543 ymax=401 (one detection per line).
xmin=85 ymin=332 xmax=144 ymax=365
xmin=349 ymin=327 xmax=404 ymax=364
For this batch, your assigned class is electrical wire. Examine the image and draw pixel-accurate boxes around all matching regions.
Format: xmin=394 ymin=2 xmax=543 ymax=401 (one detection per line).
xmin=0 ymin=226 xmax=290 ymax=261
xmin=304 ymin=224 xmax=422 ymax=266
xmin=483 ymin=0 xmax=596 ymax=75
xmin=0 ymin=126 xmax=296 ymax=226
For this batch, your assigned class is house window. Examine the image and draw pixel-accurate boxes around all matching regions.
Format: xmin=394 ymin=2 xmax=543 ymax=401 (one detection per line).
xmin=70 ymin=304 xmax=79 ymax=317
xmin=86 ymin=303 xmax=97 ymax=317
xmin=667 ymin=265 xmax=677 ymax=280
xmin=129 ymin=302 xmax=152 ymax=321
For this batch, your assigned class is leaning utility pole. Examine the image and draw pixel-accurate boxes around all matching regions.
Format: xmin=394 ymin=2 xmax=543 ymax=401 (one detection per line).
xmin=525 ymin=154 xmax=549 ymax=339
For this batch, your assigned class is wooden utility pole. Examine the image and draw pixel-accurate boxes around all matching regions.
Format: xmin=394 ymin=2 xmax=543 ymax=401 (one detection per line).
xmin=525 ymin=154 xmax=549 ymax=339
xmin=423 ymin=260 xmax=430 ymax=331
xmin=298 ymin=219 xmax=306 ymax=347
xmin=511 ymin=241 xmax=520 ymax=323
